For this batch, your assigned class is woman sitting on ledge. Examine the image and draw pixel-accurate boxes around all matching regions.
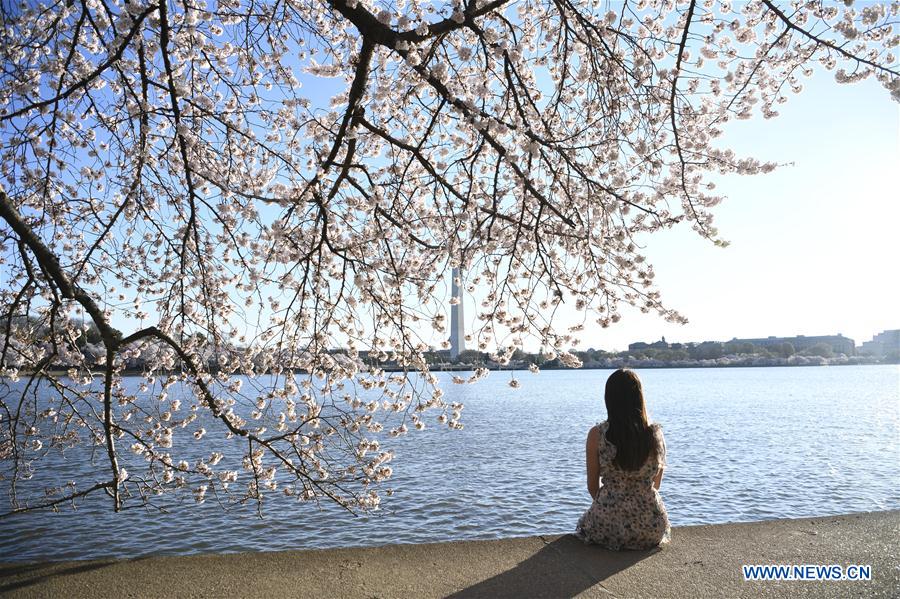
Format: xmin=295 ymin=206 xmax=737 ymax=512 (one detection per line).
xmin=576 ymin=368 xmax=671 ymax=550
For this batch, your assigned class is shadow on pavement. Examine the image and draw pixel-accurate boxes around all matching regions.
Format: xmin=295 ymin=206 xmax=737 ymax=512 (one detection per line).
xmin=0 ymin=559 xmax=120 ymax=594
xmin=447 ymin=534 xmax=659 ymax=598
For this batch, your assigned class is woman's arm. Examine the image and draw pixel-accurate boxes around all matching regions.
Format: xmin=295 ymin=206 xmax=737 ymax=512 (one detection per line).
xmin=585 ymin=426 xmax=601 ymax=499
xmin=651 ymin=424 xmax=666 ymax=490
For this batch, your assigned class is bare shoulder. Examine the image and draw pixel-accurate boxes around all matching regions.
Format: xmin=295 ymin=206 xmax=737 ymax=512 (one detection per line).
xmin=586 ymin=424 xmax=600 ymax=447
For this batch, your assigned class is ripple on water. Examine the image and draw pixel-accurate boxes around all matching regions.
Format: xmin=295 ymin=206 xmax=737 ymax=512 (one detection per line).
xmin=2 ymin=366 xmax=899 ymax=561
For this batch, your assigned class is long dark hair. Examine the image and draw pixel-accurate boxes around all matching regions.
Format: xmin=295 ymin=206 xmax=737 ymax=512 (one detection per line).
xmin=604 ymin=369 xmax=655 ymax=470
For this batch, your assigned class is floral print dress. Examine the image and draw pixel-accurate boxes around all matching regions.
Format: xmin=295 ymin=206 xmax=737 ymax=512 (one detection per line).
xmin=575 ymin=421 xmax=671 ymax=550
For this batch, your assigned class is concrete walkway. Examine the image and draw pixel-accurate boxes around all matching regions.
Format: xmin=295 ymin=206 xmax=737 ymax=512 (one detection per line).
xmin=1 ymin=511 xmax=897 ymax=598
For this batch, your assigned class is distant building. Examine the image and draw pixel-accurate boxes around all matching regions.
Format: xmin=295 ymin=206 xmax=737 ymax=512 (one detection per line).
xmin=730 ymin=334 xmax=855 ymax=356
xmin=628 ymin=337 xmax=669 ymax=351
xmin=628 ymin=334 xmax=856 ymax=356
xmin=859 ymin=330 xmax=900 ymax=357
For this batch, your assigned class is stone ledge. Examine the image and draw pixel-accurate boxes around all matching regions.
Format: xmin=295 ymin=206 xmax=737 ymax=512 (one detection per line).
xmin=2 ymin=510 xmax=897 ymax=598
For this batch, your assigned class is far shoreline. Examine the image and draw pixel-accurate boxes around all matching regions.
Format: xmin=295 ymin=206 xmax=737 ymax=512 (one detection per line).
xmin=19 ymin=360 xmax=898 ymax=378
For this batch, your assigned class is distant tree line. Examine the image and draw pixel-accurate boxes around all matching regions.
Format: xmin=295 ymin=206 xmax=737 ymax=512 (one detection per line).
xmin=421 ymin=340 xmax=898 ymax=369
xmin=4 ymin=315 xmax=896 ymax=373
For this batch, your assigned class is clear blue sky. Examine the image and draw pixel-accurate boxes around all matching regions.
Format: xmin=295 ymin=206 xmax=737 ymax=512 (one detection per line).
xmin=302 ymin=49 xmax=899 ymax=353
xmin=577 ymin=69 xmax=898 ymax=351
xmin=8 ymin=40 xmax=894 ymax=354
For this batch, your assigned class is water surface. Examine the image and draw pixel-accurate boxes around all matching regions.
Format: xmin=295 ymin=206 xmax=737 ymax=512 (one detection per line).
xmin=1 ymin=365 xmax=897 ymax=562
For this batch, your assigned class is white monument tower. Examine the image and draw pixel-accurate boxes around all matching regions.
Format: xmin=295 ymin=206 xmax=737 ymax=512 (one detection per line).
xmin=449 ymin=267 xmax=465 ymax=360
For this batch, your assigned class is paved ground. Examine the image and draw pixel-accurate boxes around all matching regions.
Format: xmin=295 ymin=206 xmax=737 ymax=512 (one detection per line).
xmin=1 ymin=510 xmax=897 ymax=598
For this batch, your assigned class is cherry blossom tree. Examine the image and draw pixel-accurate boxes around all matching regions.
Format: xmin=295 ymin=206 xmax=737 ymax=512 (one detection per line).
xmin=0 ymin=0 xmax=897 ymax=516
